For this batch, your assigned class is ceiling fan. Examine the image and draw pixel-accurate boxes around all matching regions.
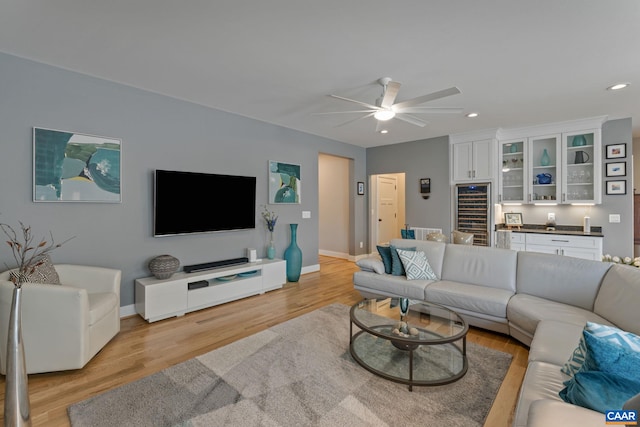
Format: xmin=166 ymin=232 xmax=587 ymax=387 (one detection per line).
xmin=316 ymin=77 xmax=462 ymax=130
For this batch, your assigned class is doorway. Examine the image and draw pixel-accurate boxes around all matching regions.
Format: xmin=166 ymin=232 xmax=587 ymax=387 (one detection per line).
xmin=318 ymin=153 xmax=351 ymax=259
xmin=369 ymin=173 xmax=406 ymax=251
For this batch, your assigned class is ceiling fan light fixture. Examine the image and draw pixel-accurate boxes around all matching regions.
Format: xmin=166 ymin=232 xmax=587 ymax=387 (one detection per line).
xmin=374 ymin=109 xmax=395 ymax=121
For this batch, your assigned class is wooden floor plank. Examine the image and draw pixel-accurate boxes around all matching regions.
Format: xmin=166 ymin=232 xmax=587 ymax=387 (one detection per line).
xmin=0 ymin=256 xmax=528 ymax=426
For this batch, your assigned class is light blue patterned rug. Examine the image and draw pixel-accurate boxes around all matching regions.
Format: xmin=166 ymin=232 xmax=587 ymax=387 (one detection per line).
xmin=68 ymin=304 xmax=512 ymax=427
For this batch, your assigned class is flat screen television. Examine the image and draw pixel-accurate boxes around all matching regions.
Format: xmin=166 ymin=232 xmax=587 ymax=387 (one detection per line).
xmin=154 ymin=169 xmax=256 ymax=236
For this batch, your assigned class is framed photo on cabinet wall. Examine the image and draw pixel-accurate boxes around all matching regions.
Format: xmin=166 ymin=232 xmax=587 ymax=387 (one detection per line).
xmin=606 ymin=162 xmax=626 ymax=177
xmin=605 ymin=143 xmax=626 ymax=159
xmin=606 ymin=180 xmax=626 ymax=195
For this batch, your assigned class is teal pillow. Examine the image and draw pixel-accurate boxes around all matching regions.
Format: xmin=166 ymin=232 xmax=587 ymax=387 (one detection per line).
xmin=400 ymin=229 xmax=415 ymax=239
xmin=581 ymin=330 xmax=640 ymax=382
xmin=561 ymin=322 xmax=640 ymax=377
xmin=396 ymin=249 xmax=438 ymax=281
xmin=389 ymin=245 xmax=416 ymax=276
xmin=376 ymin=245 xmax=393 ymax=274
xmin=559 ymin=371 xmax=640 ymax=413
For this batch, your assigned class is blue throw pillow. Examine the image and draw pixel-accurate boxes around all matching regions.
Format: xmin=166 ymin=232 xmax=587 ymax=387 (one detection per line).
xmin=559 ymin=371 xmax=640 ymax=413
xmin=389 ymin=245 xmax=416 ymax=276
xmin=581 ymin=330 xmax=640 ymax=382
xmin=400 ymin=229 xmax=415 ymax=239
xmin=376 ymin=245 xmax=393 ymax=274
xmin=561 ymin=322 xmax=640 ymax=377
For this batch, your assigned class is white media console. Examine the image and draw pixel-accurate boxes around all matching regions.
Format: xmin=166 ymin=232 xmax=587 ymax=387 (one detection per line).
xmin=135 ymin=259 xmax=286 ymax=322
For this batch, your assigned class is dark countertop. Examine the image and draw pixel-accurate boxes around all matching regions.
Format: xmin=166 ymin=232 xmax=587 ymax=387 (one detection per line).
xmin=495 ymin=223 xmax=603 ymax=237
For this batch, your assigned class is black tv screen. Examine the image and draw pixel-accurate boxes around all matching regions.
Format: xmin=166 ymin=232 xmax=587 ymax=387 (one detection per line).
xmin=154 ymin=170 xmax=256 ymax=236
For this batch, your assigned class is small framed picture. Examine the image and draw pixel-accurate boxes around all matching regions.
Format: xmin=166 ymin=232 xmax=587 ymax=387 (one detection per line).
xmin=504 ymin=212 xmax=523 ymax=226
xmin=606 ymin=143 xmax=626 ymax=159
xmin=606 ymin=162 xmax=626 ymax=177
xmin=606 ymin=180 xmax=626 ymax=195
xmin=357 ymin=181 xmax=365 ymax=196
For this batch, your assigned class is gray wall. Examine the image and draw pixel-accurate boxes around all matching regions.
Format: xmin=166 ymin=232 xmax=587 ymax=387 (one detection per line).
xmin=0 ymin=53 xmax=367 ymax=308
xmin=366 ymin=136 xmax=452 ymax=237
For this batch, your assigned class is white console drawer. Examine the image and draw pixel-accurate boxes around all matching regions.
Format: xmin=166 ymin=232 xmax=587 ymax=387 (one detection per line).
xmin=510 ymin=232 xmax=525 ymax=244
xmin=525 ymin=233 xmax=600 ymax=249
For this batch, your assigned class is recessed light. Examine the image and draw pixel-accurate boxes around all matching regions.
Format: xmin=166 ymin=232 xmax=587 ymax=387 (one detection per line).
xmin=607 ymin=83 xmax=630 ymax=91
xmin=465 ymin=112 xmax=479 ymax=118
xmin=379 ymin=129 xmax=389 ymax=134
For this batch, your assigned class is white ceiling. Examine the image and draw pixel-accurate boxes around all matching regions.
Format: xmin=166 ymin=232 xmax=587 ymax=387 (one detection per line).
xmin=1 ymin=0 xmax=639 ymax=148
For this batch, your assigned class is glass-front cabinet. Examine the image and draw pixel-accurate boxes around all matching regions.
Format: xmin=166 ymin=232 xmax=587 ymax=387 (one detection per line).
xmin=498 ymin=128 xmax=601 ymax=205
xmin=529 ymin=134 xmax=561 ymax=204
xmin=499 ymin=139 xmax=526 ymax=203
xmin=562 ymin=129 xmax=601 ymax=204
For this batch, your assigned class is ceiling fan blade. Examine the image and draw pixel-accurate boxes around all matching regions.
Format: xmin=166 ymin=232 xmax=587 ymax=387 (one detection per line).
xmin=399 ymin=107 xmax=464 ymax=114
xmin=334 ymin=112 xmax=375 ymax=128
xmin=394 ymin=113 xmax=428 ymax=127
xmin=380 ymin=81 xmax=401 ymax=109
xmin=312 ymin=110 xmax=377 ymax=115
xmin=328 ymin=94 xmax=380 ymax=111
xmin=393 ymin=86 xmax=461 ymax=110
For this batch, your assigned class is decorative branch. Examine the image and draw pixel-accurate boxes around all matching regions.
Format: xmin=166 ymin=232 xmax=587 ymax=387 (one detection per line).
xmin=0 ymin=221 xmax=74 ymax=285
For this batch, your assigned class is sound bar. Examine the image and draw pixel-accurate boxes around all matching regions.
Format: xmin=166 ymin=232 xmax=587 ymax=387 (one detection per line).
xmin=183 ymin=257 xmax=249 ymax=273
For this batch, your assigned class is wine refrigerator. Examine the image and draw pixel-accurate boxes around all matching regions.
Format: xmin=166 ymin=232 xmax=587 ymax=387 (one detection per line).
xmin=454 ymin=183 xmax=492 ymax=247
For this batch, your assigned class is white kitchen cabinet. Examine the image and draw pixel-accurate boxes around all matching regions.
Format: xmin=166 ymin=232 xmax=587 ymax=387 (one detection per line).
xmin=497 ymin=119 xmax=603 ymax=205
xmin=452 ymin=139 xmax=494 ymax=182
xmin=520 ymin=233 xmax=603 ymax=261
xmin=561 ymin=129 xmax=602 ymax=204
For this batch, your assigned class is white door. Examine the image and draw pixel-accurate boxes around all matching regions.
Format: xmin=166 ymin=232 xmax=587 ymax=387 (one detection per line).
xmin=377 ymin=176 xmax=397 ymax=245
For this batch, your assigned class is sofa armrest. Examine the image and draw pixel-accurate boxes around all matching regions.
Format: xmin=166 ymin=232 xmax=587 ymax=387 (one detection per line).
xmin=55 ymin=264 xmax=121 ymax=295
xmin=0 ymin=281 xmax=91 ymax=374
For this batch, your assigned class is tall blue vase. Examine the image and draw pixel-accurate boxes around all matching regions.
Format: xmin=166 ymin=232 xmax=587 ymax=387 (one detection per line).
xmin=284 ymin=224 xmax=302 ymax=282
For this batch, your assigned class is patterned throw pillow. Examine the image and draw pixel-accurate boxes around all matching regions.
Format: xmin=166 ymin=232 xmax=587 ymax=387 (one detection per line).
xmin=390 ymin=245 xmax=416 ymax=276
xmin=8 ymin=255 xmax=60 ymax=285
xmin=396 ymin=249 xmax=438 ymax=281
xmin=561 ymin=322 xmax=640 ymax=377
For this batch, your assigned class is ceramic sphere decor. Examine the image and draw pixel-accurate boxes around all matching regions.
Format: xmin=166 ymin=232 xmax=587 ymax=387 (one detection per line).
xmin=148 ymin=255 xmax=180 ymax=279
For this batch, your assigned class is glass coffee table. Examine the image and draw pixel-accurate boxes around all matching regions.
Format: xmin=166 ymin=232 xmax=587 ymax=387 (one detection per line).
xmin=349 ymin=298 xmax=468 ymax=391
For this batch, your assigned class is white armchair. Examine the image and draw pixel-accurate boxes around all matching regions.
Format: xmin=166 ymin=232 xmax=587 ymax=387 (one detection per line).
xmin=0 ymin=264 xmax=121 ymax=374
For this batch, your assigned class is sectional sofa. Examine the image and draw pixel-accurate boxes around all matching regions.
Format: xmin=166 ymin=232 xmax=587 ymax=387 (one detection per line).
xmin=353 ymin=238 xmax=640 ymax=427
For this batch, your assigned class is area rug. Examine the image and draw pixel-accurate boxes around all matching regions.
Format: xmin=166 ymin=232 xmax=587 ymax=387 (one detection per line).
xmin=68 ymin=304 xmax=512 ymax=427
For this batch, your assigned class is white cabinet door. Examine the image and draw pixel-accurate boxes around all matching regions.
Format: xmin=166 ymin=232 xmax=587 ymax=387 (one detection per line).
xmin=562 ymin=129 xmax=601 ymax=204
xmin=452 ymin=141 xmax=473 ymax=181
xmin=472 ymin=139 xmax=494 ymax=180
xmin=452 ymin=140 xmax=494 ymax=182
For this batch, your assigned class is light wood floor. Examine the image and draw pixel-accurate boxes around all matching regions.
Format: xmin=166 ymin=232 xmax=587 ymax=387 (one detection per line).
xmin=0 ymin=256 xmax=529 ymax=426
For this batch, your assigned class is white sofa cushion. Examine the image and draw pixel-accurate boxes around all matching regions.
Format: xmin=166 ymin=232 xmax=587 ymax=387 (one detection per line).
xmin=516 ymin=252 xmax=610 ymax=311
xmin=425 ymin=280 xmax=513 ymax=318
xmin=513 ymin=361 xmax=570 ymax=427
xmin=389 ymin=239 xmax=446 ymax=279
xmin=508 ymin=294 xmax=611 ymax=340
xmin=441 ymin=244 xmax=517 ymax=292
xmin=352 ymin=271 xmax=434 ymax=300
xmin=529 ymin=320 xmax=584 ymax=366
xmin=526 ymin=399 xmax=602 ymax=427
xmin=594 ymin=264 xmax=640 ymax=336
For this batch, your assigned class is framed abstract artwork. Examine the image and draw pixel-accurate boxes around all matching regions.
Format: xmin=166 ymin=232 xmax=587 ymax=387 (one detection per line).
xmin=606 ymin=162 xmax=626 ymax=177
xmin=606 ymin=180 xmax=626 ymax=195
xmin=605 ymin=143 xmax=626 ymax=159
xmin=33 ymin=127 xmax=122 ymax=202
xmin=268 ymin=161 xmax=301 ymax=204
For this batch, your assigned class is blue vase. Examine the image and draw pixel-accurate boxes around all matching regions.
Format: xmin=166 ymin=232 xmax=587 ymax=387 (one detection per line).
xmin=284 ymin=224 xmax=302 ymax=282
xmin=540 ymin=148 xmax=550 ymax=166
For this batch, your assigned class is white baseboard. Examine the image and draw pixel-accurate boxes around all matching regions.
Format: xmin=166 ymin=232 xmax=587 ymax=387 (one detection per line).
xmin=120 ymin=304 xmax=136 ymax=318
xmin=301 ymin=264 xmax=320 ymax=275
xmin=319 ymin=249 xmax=371 ymax=263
